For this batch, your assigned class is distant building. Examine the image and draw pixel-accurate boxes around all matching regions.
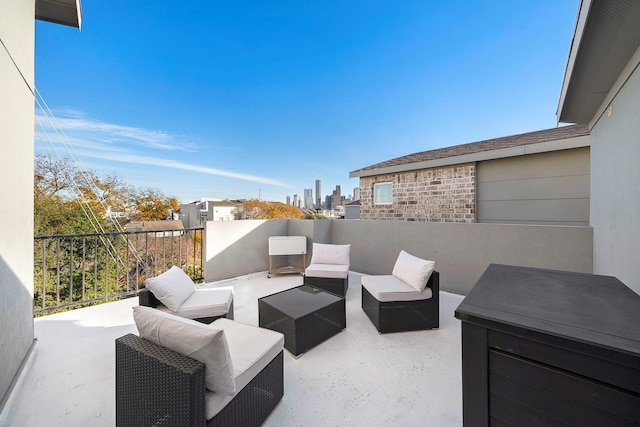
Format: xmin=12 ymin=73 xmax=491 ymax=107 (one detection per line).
xmin=293 ymin=194 xmax=299 ymax=207
xmin=315 ymin=180 xmax=321 ymax=209
xmin=304 ymin=188 xmax=313 ymax=209
xmin=286 ymin=195 xmax=291 ymax=205
xmin=179 ymin=199 xmax=240 ymax=228
xmin=353 ymin=187 xmax=360 ymax=201
xmin=330 ymin=185 xmax=342 ymax=209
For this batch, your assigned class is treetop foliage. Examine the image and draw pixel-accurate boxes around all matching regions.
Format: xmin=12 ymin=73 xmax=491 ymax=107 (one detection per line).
xmin=236 ymin=199 xmax=305 ymax=220
xmin=35 ymin=155 xmax=180 ymax=236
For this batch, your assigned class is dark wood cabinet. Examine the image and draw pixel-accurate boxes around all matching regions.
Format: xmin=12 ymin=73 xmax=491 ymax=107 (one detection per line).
xmin=455 ymin=264 xmax=640 ymax=426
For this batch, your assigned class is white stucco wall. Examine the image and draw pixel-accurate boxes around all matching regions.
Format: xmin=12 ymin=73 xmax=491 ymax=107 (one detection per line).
xmin=589 ymin=45 xmax=640 ymax=295
xmin=0 ymin=0 xmax=35 ymax=408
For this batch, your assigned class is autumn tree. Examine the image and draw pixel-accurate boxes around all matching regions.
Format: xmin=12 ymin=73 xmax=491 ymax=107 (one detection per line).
xmin=168 ymin=197 xmax=181 ymax=214
xmin=235 ymin=199 xmax=305 ymax=220
xmin=34 ymin=155 xmax=114 ymax=235
xmin=76 ymin=173 xmax=132 ymax=219
xmin=130 ymin=188 xmax=179 ymax=221
xmin=34 ymin=154 xmax=180 ymax=233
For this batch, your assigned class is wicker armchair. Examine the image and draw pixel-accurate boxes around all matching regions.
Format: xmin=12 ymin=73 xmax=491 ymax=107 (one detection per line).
xmin=115 ymin=333 xmax=284 ymax=427
xmin=361 ymin=250 xmax=439 ymax=333
xmin=304 ymin=243 xmax=351 ymax=297
xmin=362 ymin=271 xmax=439 ymax=333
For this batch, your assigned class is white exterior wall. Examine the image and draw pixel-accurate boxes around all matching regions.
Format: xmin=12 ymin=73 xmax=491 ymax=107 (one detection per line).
xmin=0 ymin=0 xmax=35 ymax=408
xmin=589 ymin=45 xmax=640 ymax=295
xmin=212 ymin=206 xmax=236 ymax=221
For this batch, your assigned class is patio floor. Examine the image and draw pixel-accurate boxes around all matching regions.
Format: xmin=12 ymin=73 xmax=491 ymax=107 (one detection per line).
xmin=0 ymin=271 xmax=464 ymax=426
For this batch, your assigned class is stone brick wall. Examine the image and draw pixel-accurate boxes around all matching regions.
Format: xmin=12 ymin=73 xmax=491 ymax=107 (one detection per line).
xmin=359 ymin=163 xmax=476 ymax=222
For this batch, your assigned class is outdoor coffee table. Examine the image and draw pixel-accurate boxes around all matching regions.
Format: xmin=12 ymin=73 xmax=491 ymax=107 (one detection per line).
xmin=258 ymin=285 xmax=346 ymax=357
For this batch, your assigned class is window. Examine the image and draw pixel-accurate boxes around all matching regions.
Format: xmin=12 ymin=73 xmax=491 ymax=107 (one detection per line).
xmin=373 ymin=182 xmax=392 ymax=205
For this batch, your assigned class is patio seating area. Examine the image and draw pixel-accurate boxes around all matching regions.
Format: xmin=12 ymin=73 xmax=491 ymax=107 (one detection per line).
xmin=0 ymin=271 xmax=463 ymax=426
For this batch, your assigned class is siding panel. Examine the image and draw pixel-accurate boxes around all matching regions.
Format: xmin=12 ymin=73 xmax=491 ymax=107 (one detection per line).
xmin=477 ymin=148 xmax=590 ymax=225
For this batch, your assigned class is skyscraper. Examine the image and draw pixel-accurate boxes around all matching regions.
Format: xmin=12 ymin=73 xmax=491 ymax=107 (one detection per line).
xmin=331 ymin=185 xmax=341 ymax=209
xmin=304 ymin=188 xmax=313 ymax=209
xmin=315 ymin=180 xmax=321 ymax=209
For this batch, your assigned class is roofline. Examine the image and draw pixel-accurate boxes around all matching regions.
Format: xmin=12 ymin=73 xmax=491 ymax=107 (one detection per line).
xmin=556 ymin=0 xmax=590 ymax=123
xmin=349 ymin=134 xmax=590 ymax=178
xmin=35 ymin=0 xmax=82 ymax=29
xmin=556 ymin=0 xmax=640 ymax=124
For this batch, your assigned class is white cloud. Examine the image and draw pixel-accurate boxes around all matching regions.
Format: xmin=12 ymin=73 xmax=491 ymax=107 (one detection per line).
xmin=34 ymin=110 xmax=289 ymax=188
xmin=35 ymin=112 xmax=196 ymax=151
xmin=75 ymin=149 xmax=289 ymax=187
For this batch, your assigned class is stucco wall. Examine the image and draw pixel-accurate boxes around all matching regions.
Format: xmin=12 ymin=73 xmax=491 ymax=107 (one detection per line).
xmin=205 ymin=220 xmax=324 ymax=281
xmin=204 ymin=219 xmax=592 ymax=295
xmin=0 ymin=0 xmax=35 ymax=410
xmin=589 ymin=45 xmax=640 ymax=295
xmin=332 ymin=220 xmax=592 ymax=295
xmin=359 ymin=164 xmax=476 ymax=222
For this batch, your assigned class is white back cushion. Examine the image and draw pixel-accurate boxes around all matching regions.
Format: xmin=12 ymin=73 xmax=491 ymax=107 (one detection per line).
xmin=132 ymin=306 xmax=236 ymax=395
xmin=310 ymin=243 xmax=351 ymax=266
xmin=391 ymin=250 xmax=435 ymax=293
xmin=145 ymin=266 xmax=196 ymax=312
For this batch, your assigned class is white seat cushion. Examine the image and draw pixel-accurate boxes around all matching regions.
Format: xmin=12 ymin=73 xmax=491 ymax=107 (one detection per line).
xmin=204 ymin=318 xmax=284 ymax=420
xmin=305 ymin=263 xmax=349 ymax=279
xmin=361 ymin=274 xmax=432 ymax=302
xmin=391 ymin=250 xmax=435 ymax=293
xmin=158 ymin=286 xmax=233 ymax=319
xmin=309 ymin=243 xmax=350 ymax=266
xmin=132 ymin=306 xmax=236 ymax=395
xmin=145 ymin=266 xmax=196 ymax=312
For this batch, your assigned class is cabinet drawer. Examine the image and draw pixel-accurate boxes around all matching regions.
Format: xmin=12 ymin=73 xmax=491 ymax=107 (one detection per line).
xmin=488 ymin=330 xmax=640 ymax=394
xmin=489 ymin=350 xmax=640 ymax=426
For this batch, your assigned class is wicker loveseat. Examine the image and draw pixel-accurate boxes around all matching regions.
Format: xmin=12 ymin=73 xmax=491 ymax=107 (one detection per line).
xmin=116 ymin=309 xmax=284 ymax=427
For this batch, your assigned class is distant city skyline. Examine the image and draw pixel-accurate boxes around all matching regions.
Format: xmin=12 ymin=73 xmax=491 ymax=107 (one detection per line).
xmin=284 ymin=180 xmax=359 ymax=209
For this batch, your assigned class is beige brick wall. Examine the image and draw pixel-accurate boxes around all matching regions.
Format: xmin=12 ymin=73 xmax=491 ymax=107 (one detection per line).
xmin=359 ymin=164 xmax=476 ymax=222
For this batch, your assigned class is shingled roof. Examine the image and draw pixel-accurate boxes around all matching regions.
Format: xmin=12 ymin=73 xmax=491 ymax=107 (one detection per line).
xmin=350 ymin=124 xmax=589 ymax=176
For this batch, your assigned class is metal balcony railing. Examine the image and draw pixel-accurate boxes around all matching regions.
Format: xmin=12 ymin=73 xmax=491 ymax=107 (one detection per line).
xmin=33 ymin=227 xmax=204 ymax=316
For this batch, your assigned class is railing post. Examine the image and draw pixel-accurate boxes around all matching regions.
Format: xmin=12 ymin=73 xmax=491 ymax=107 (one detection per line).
xmin=56 ymin=237 xmax=60 ymax=307
xmin=82 ymin=236 xmax=86 ymax=302
xmin=69 ymin=237 xmax=74 ymax=305
xmin=41 ymin=240 xmax=46 ymax=311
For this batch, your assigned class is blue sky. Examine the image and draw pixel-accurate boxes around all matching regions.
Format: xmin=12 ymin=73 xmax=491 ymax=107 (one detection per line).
xmin=35 ymin=1 xmax=579 ymax=205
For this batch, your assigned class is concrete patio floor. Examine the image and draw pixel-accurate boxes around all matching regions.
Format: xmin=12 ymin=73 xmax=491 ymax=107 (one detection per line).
xmin=0 ymin=271 xmax=464 ymax=427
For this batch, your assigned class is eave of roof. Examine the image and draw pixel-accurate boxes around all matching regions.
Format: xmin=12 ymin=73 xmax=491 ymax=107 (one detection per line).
xmin=557 ymin=0 xmax=640 ymax=124
xmin=350 ymin=124 xmax=589 ymax=178
xmin=35 ymin=0 xmax=82 ymax=29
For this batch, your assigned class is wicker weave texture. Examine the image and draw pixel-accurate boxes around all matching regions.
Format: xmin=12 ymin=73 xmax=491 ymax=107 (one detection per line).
xmin=304 ymin=276 xmax=348 ymax=297
xmin=207 ymin=351 xmax=283 ymax=427
xmin=115 ymin=334 xmax=284 ymax=427
xmin=116 ymin=334 xmax=206 ymax=426
xmin=362 ymin=271 xmax=440 ymax=333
